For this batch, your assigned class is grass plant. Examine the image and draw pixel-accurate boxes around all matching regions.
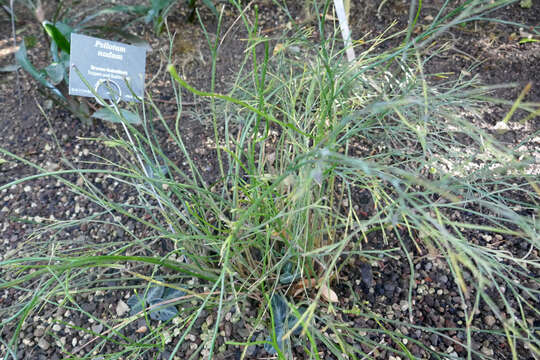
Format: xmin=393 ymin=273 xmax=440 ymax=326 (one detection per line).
xmin=1 ymin=0 xmax=539 ymax=359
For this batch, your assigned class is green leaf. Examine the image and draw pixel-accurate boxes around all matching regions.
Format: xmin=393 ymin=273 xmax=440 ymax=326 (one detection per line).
xmin=0 ymin=64 xmax=20 ymax=72
xmin=78 ymin=5 xmax=150 ymax=28
xmin=15 ymin=40 xmax=65 ymax=100
xmin=52 ymin=22 xmax=73 ymax=37
xmin=44 ymin=63 xmax=64 ymax=85
xmin=47 ymin=22 xmax=72 ymax=64
xmin=148 ymin=298 xmax=178 ymax=321
xmin=23 ymin=35 xmax=37 ymax=49
xmin=265 ymin=295 xmax=306 ymax=354
xmin=92 ymin=108 xmax=141 ymax=125
xmin=103 ymin=140 xmax=126 ymax=148
xmin=519 ymin=38 xmax=539 ymax=44
xmin=520 ymin=0 xmax=532 ymax=8
xmin=127 ymin=281 xmax=184 ymax=321
xmin=152 ymin=0 xmax=175 ymax=12
xmin=279 ymin=262 xmax=300 ymax=284
xmin=265 ymin=295 xmax=288 ymax=354
xmin=42 ymin=21 xmax=70 ymax=55
xmin=201 ymin=0 xmax=218 ymax=17
xmin=147 ymin=283 xmax=165 ymax=301
xmin=144 ymin=9 xmax=156 ymax=24
xmin=163 ymin=288 xmax=184 ymax=300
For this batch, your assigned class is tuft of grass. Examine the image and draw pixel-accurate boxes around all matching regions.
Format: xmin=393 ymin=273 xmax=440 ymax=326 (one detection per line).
xmin=1 ymin=0 xmax=539 ymax=359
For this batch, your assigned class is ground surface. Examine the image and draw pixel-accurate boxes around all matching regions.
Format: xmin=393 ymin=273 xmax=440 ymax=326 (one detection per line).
xmin=0 ymin=1 xmax=539 ymax=359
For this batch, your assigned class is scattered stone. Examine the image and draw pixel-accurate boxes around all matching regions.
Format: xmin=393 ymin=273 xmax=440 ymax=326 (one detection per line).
xmin=37 ymin=338 xmax=50 ymax=351
xmin=116 ymin=300 xmax=129 ymax=317
xmin=82 ymin=302 xmax=97 ymax=313
xmin=360 ymin=262 xmax=373 ymax=288
xmin=91 ymin=323 xmax=103 ymax=334
xmin=33 ymin=326 xmax=45 ymax=337
xmin=485 ymin=315 xmax=496 ymax=327
xmin=400 ymin=300 xmax=409 ymax=312
xmin=138 ymin=326 xmax=149 ymax=334
xmin=245 ymin=344 xmax=258 ymax=357
xmin=429 ymin=333 xmax=439 ymax=346
xmin=22 ymin=338 xmax=32 ymax=346
xmin=384 ymin=283 xmax=396 ymax=296
xmin=481 ymin=345 xmax=494 ymax=357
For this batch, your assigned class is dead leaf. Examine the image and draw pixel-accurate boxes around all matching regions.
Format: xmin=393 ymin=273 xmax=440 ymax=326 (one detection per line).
xmin=291 ymin=278 xmax=317 ymax=298
xmin=290 ymin=277 xmax=338 ymax=303
xmin=273 ymin=43 xmax=285 ymax=56
xmin=136 ymin=326 xmax=147 ymax=333
xmin=320 ymin=282 xmax=338 ymax=303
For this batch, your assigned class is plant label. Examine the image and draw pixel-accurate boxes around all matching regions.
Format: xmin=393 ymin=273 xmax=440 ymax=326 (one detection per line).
xmin=69 ymin=33 xmax=146 ymax=103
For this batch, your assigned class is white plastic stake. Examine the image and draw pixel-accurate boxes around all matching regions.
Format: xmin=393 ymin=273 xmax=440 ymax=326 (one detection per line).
xmin=334 ymin=0 xmax=356 ymax=62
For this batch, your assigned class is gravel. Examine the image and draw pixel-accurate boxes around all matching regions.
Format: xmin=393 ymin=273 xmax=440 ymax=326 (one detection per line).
xmin=116 ymin=300 xmax=130 ymax=317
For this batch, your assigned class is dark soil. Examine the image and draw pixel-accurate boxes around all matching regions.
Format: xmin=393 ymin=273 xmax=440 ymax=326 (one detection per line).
xmin=1 ymin=1 xmax=538 ymax=359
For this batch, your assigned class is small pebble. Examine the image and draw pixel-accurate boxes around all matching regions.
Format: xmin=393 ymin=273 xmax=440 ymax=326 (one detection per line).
xmin=91 ymin=323 xmax=103 ymax=334
xmin=430 ymin=333 xmax=439 ymax=346
xmin=485 ymin=315 xmax=496 ymax=327
xmin=33 ymin=326 xmax=45 ymax=337
xmin=116 ymin=300 xmax=129 ymax=316
xmin=400 ymin=300 xmax=409 ymax=312
xmin=37 ymin=338 xmax=49 ymax=350
xmin=481 ymin=345 xmax=494 ymax=356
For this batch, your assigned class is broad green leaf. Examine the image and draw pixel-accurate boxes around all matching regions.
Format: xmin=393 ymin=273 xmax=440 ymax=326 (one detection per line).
xmin=265 ymin=295 xmax=306 ymax=354
xmin=152 ymin=0 xmax=175 ymax=12
xmin=163 ymin=288 xmax=184 ymax=300
xmin=78 ymin=5 xmax=150 ymax=28
xmin=15 ymin=40 xmax=65 ymax=100
xmin=144 ymin=9 xmax=156 ymax=24
xmin=78 ymin=101 xmax=90 ymax=118
xmin=48 ymin=22 xmax=72 ymax=64
xmin=0 ymin=64 xmax=20 ymax=72
xmin=127 ymin=295 xmax=145 ymax=315
xmin=92 ymin=108 xmax=141 ymax=125
xmin=287 ymin=307 xmax=307 ymax=336
xmin=147 ymin=283 xmax=165 ymax=301
xmin=127 ymin=283 xmax=184 ymax=321
xmin=44 ymin=63 xmax=64 ymax=85
xmin=148 ymin=298 xmax=178 ymax=321
xmin=43 ymin=21 xmax=70 ymax=55
xmin=279 ymin=263 xmax=300 ymax=284
xmin=201 ymin=0 xmax=219 ymax=17
xmin=52 ymin=22 xmax=73 ymax=37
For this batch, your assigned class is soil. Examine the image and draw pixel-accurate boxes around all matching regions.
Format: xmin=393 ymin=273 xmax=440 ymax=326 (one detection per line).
xmin=0 ymin=1 xmax=539 ymax=359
